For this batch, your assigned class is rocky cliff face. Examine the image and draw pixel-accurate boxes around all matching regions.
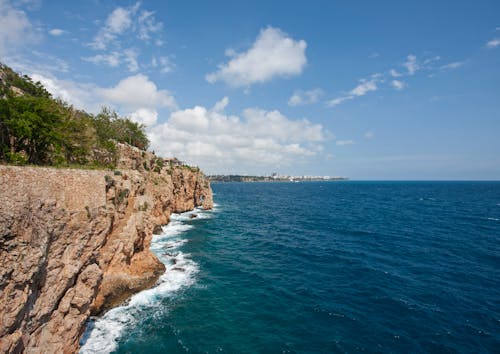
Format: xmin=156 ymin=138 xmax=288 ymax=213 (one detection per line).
xmin=0 ymin=144 xmax=212 ymax=353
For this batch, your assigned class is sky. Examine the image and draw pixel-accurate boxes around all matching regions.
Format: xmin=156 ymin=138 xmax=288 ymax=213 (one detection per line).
xmin=1 ymin=0 xmax=499 ymax=179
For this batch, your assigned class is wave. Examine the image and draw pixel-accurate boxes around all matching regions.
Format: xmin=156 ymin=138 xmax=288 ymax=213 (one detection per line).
xmin=79 ymin=207 xmax=211 ymax=353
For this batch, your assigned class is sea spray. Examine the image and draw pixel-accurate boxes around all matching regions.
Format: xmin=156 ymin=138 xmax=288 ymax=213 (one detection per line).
xmin=79 ymin=208 xmax=211 ymax=353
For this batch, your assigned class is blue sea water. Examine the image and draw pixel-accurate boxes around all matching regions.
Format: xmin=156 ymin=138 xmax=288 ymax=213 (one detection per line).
xmin=81 ymin=181 xmax=500 ymax=353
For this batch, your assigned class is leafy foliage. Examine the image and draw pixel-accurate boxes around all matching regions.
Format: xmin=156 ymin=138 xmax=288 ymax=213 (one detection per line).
xmin=0 ymin=64 xmax=50 ymax=98
xmin=0 ymin=64 xmax=150 ymax=167
xmin=93 ymin=107 xmax=149 ymax=150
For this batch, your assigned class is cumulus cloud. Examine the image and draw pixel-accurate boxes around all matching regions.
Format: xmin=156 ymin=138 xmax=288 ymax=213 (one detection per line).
xmin=403 ymin=54 xmax=419 ymax=75
xmin=391 ymin=80 xmax=405 ymax=90
xmin=149 ymin=97 xmax=327 ymax=172
xmin=29 ymin=73 xmax=177 ymax=119
xmin=30 ymin=73 xmax=101 ymax=112
xmin=98 ymin=74 xmax=177 ymax=111
xmin=288 ymin=88 xmax=323 ymax=106
xmin=206 ymin=27 xmax=307 ymax=87
xmin=130 ymin=108 xmax=158 ymax=126
xmin=0 ymin=0 xmax=36 ymax=55
xmin=485 ymin=38 xmax=500 ymax=48
xmin=26 ymin=70 xmax=328 ymax=172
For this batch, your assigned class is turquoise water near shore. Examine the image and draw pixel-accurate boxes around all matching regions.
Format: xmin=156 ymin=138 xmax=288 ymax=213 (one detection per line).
xmin=81 ymin=181 xmax=500 ymax=353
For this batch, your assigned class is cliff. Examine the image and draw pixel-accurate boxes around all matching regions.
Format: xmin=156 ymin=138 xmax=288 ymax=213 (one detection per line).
xmin=0 ymin=143 xmax=213 ymax=353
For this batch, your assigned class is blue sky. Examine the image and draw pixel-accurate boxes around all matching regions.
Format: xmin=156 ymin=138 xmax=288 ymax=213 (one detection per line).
xmin=1 ymin=0 xmax=499 ymax=179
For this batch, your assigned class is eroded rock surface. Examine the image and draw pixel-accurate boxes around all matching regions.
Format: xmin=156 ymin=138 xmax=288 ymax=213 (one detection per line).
xmin=0 ymin=144 xmax=212 ymax=353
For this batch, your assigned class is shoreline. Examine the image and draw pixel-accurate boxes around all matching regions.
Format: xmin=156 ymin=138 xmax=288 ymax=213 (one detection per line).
xmin=79 ymin=206 xmax=212 ymax=353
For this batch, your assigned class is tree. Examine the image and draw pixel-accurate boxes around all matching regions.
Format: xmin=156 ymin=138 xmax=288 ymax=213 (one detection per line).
xmin=0 ymin=95 xmax=65 ymax=164
xmin=92 ymin=107 xmax=149 ymax=150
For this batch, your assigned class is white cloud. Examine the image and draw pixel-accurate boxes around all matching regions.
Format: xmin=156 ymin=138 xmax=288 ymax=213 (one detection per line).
xmin=350 ymin=77 xmax=379 ymax=96
xmin=82 ymin=49 xmax=143 ymax=72
xmin=336 ymin=140 xmax=354 ymax=146
xmin=90 ymin=2 xmax=162 ymax=50
xmin=391 ymin=80 xmax=405 ymax=90
xmin=389 ymin=69 xmax=402 ymax=77
xmin=91 ymin=5 xmax=136 ymax=49
xmin=206 ymin=27 xmax=307 ymax=87
xmin=440 ymin=61 xmax=464 ymax=70
xmin=30 ymin=73 xmax=100 ymax=111
xmin=213 ymin=96 xmax=229 ymax=112
xmin=151 ymin=56 xmax=175 ymax=74
xmin=25 ymin=70 xmax=328 ymax=172
xmin=486 ymin=38 xmax=500 ymax=48
xmin=288 ymin=88 xmax=323 ymax=106
xmin=0 ymin=0 xmax=36 ymax=55
xmin=82 ymin=52 xmax=121 ymax=67
xmin=137 ymin=10 xmax=163 ymax=40
xmin=158 ymin=56 xmax=174 ymax=74
xmin=364 ymin=131 xmax=374 ymax=139
xmin=7 ymin=50 xmax=70 ymax=74
xmin=130 ymin=108 xmax=158 ymax=126
xmin=49 ymin=28 xmax=64 ymax=36
xmin=422 ymin=56 xmax=441 ymax=65
xmin=98 ymin=74 xmax=177 ymax=111
xmin=29 ymin=73 xmax=177 ymax=117
xmin=87 ymin=3 xmax=165 ymax=74
xmin=403 ymin=54 xmax=419 ymax=75
xmin=123 ymin=48 xmax=139 ymax=72
xmin=327 ymin=95 xmax=354 ymax=107
xmin=149 ymin=97 xmax=328 ymax=172
xmin=328 ymin=75 xmax=380 ymax=107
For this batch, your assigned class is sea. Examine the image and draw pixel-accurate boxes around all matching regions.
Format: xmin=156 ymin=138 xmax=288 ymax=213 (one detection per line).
xmin=80 ymin=181 xmax=500 ymax=353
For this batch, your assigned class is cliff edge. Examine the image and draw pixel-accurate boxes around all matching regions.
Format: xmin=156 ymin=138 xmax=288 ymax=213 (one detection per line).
xmin=0 ymin=143 xmax=213 ymax=353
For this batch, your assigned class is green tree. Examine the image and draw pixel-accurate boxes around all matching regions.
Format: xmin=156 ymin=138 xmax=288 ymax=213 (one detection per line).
xmin=0 ymin=95 xmax=65 ymax=164
xmin=92 ymin=107 xmax=149 ymax=150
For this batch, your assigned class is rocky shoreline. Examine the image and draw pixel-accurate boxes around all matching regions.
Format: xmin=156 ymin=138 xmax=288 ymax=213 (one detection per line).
xmin=0 ymin=144 xmax=212 ymax=353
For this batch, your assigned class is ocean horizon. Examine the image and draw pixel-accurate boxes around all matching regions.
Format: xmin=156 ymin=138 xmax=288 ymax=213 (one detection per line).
xmin=81 ymin=181 xmax=500 ymax=353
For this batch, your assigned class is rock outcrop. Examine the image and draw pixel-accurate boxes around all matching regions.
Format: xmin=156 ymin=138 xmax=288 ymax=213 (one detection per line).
xmin=0 ymin=144 xmax=212 ymax=353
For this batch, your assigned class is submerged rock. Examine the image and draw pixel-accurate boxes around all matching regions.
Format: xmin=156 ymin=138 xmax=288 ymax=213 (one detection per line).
xmin=152 ymin=224 xmax=164 ymax=235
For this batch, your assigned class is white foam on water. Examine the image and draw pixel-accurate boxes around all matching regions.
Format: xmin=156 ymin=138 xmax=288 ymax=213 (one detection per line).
xmin=79 ymin=208 xmax=209 ymax=353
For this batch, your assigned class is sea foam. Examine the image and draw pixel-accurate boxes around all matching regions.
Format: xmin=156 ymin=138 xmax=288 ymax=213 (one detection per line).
xmin=79 ymin=208 xmax=210 ymax=353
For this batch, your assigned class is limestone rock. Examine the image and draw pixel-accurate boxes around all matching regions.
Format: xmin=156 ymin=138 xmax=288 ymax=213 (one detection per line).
xmin=0 ymin=145 xmax=212 ymax=353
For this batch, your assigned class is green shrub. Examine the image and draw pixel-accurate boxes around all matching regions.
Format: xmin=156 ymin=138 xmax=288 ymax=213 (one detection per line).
xmin=5 ymin=151 xmax=28 ymax=165
xmin=116 ymin=188 xmax=129 ymax=203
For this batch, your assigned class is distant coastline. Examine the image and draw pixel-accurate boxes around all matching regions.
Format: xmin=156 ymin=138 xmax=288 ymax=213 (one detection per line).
xmin=208 ymin=174 xmax=349 ymax=183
